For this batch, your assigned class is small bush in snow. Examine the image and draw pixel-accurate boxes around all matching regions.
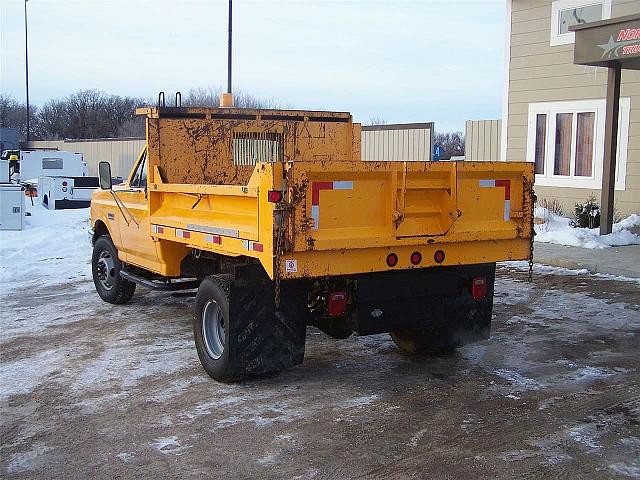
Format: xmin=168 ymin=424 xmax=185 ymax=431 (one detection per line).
xmin=539 ymin=198 xmax=564 ymax=217
xmin=571 ymin=195 xmax=600 ymax=229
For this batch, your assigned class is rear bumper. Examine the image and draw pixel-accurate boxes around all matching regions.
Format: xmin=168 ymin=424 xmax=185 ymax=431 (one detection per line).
xmin=279 ymin=240 xmax=523 ymax=280
xmin=347 ymin=263 xmax=496 ymax=343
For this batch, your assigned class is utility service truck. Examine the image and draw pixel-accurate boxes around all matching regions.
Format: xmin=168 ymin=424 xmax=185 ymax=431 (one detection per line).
xmin=90 ymin=104 xmax=535 ymax=383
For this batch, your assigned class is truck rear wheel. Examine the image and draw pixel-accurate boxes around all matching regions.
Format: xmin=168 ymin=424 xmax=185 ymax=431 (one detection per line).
xmin=193 ymin=274 xmax=234 ymax=382
xmin=92 ymin=236 xmax=136 ymax=304
xmin=193 ymin=271 xmax=306 ymax=383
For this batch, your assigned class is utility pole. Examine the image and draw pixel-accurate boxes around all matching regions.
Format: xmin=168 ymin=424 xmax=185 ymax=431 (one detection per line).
xmin=24 ymin=0 xmax=31 ymax=142
xmin=227 ymin=0 xmax=232 ymax=95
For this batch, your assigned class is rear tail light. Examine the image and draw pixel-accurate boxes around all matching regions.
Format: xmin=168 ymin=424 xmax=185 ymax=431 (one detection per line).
xmin=472 ymin=276 xmax=487 ymax=300
xmin=434 ymin=250 xmax=445 ymax=264
xmin=410 ymin=251 xmax=422 ymax=265
xmin=328 ymin=291 xmax=349 ymax=317
xmin=386 ymin=253 xmax=398 ymax=267
xmin=268 ymin=190 xmax=283 ymax=203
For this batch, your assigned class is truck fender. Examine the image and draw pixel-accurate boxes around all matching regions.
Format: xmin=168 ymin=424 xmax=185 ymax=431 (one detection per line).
xmin=92 ymin=219 xmax=110 ymax=245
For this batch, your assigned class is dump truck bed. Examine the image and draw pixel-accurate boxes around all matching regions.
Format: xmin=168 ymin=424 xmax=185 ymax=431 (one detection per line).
xmin=137 ymin=107 xmax=534 ymax=280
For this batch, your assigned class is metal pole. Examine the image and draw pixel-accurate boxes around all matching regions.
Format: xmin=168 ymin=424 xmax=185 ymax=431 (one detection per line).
xmin=227 ymin=0 xmax=232 ymax=94
xmin=24 ymin=0 xmax=30 ymax=142
xmin=600 ymin=65 xmax=621 ymax=235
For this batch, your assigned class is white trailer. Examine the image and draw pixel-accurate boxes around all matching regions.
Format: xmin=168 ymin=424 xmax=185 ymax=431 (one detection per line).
xmin=38 ymin=176 xmax=98 ymax=210
xmin=15 ymin=150 xmax=88 ymax=183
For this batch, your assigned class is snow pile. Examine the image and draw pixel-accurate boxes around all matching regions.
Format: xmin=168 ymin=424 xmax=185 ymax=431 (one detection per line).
xmin=534 ymin=207 xmax=640 ymax=249
xmin=0 ymin=202 xmax=92 ymax=295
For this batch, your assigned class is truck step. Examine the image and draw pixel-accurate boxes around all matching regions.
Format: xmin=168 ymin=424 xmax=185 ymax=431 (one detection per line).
xmin=120 ymin=270 xmax=199 ymax=291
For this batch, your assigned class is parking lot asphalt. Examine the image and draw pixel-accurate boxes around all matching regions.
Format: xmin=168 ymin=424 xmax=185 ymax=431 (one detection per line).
xmin=1 ymin=265 xmax=639 ymax=479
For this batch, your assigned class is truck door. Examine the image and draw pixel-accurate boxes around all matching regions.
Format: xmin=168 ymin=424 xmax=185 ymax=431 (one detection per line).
xmin=116 ymin=150 xmax=160 ymax=269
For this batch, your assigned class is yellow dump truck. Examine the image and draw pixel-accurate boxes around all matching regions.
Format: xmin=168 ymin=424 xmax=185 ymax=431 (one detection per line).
xmin=90 ymin=105 xmax=535 ymax=382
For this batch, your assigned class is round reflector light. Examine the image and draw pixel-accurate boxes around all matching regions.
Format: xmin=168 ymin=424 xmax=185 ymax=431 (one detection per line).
xmin=410 ymin=251 xmax=422 ymax=265
xmin=386 ymin=253 xmax=398 ymax=267
xmin=267 ymin=190 xmax=283 ymax=203
xmin=434 ymin=250 xmax=445 ymax=264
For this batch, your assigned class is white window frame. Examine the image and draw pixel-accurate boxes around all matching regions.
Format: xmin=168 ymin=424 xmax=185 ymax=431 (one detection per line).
xmin=526 ymin=98 xmax=630 ymax=190
xmin=550 ymin=0 xmax=611 ymax=46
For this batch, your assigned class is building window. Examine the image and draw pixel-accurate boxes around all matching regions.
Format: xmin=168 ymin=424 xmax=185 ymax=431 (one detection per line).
xmin=554 ymin=113 xmax=572 ymax=176
xmin=575 ymin=112 xmax=594 ymax=177
xmin=534 ymin=114 xmax=546 ymax=175
xmin=526 ymin=98 xmax=630 ymax=190
xmin=550 ymin=0 xmax=611 ymax=46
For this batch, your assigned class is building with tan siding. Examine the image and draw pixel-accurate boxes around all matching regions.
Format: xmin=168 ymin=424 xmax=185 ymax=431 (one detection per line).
xmin=503 ymin=0 xmax=640 ymax=215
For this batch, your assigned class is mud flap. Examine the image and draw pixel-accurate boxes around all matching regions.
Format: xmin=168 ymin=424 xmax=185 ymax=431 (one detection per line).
xmin=226 ymin=264 xmax=307 ymax=377
xmin=349 ymin=263 xmax=495 ymax=348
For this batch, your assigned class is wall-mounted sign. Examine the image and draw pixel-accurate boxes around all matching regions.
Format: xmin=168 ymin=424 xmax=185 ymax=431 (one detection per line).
xmin=572 ymin=14 xmax=640 ymax=69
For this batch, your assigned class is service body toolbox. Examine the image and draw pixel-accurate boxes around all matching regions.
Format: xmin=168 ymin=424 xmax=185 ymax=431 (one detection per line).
xmin=39 ymin=176 xmax=98 ymax=210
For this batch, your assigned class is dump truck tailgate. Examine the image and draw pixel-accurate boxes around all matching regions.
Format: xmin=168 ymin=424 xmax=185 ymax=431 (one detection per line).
xmin=286 ymin=161 xmax=533 ymax=253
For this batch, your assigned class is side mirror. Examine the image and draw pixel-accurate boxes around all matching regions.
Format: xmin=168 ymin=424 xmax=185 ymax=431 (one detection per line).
xmin=98 ymin=161 xmax=113 ymax=190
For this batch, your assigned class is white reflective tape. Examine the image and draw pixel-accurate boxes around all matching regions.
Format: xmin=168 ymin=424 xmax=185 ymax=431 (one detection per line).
xmin=504 ymin=200 xmax=511 ymax=221
xmin=311 ymin=205 xmax=320 ymax=230
xmin=186 ymin=223 xmax=239 ymax=237
xmin=479 ymin=179 xmax=495 ymax=188
xmin=333 ymin=181 xmax=353 ymax=190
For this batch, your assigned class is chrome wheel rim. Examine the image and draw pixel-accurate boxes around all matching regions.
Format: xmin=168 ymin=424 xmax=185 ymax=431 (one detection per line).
xmin=96 ymin=250 xmax=116 ymax=290
xmin=202 ymin=300 xmax=225 ymax=359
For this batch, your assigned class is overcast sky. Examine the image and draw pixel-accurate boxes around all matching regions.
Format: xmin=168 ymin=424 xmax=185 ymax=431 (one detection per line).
xmin=1 ymin=0 xmax=506 ymax=132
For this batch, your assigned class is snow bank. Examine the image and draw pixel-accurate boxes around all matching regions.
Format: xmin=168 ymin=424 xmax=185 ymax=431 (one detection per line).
xmin=534 ymin=207 xmax=640 ymax=249
xmin=0 ymin=202 xmax=92 ymax=295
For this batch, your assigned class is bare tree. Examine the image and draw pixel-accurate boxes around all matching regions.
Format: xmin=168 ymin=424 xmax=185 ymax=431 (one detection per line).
xmin=367 ymin=116 xmax=387 ymax=126
xmin=3 ymin=87 xmax=279 ymax=141
xmin=0 ymin=95 xmax=39 ymax=140
xmin=182 ymin=87 xmax=277 ymax=109
xmin=38 ymin=90 xmax=146 ymax=139
xmin=433 ymin=131 xmax=464 ymax=160
xmin=183 ymin=87 xmax=221 ymax=107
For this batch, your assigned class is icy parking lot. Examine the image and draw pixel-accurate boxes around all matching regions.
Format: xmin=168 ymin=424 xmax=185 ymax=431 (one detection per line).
xmin=1 ymin=206 xmax=639 ymax=479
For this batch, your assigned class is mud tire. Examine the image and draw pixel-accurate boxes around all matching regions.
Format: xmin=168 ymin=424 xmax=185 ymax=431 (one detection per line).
xmin=193 ymin=272 xmax=306 ymax=383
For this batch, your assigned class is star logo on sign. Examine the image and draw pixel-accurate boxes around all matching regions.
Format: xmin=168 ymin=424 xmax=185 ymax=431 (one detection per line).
xmin=598 ymin=34 xmax=638 ymax=59
xmin=598 ymin=35 xmax=619 ymax=59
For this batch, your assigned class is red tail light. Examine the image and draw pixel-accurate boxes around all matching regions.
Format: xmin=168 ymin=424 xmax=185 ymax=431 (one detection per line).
xmin=472 ymin=276 xmax=487 ymax=300
xmin=386 ymin=253 xmax=398 ymax=267
xmin=410 ymin=251 xmax=422 ymax=265
xmin=328 ymin=291 xmax=349 ymax=317
xmin=62 ymin=181 xmax=68 ymax=186
xmin=268 ymin=190 xmax=283 ymax=203
xmin=434 ymin=250 xmax=445 ymax=264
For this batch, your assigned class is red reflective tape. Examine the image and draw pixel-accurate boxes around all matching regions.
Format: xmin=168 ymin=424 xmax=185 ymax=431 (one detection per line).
xmin=205 ymin=234 xmax=221 ymax=244
xmin=311 ymin=182 xmax=333 ymax=206
xmin=252 ymin=243 xmax=264 ymax=252
xmin=495 ymin=179 xmax=511 ymax=200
